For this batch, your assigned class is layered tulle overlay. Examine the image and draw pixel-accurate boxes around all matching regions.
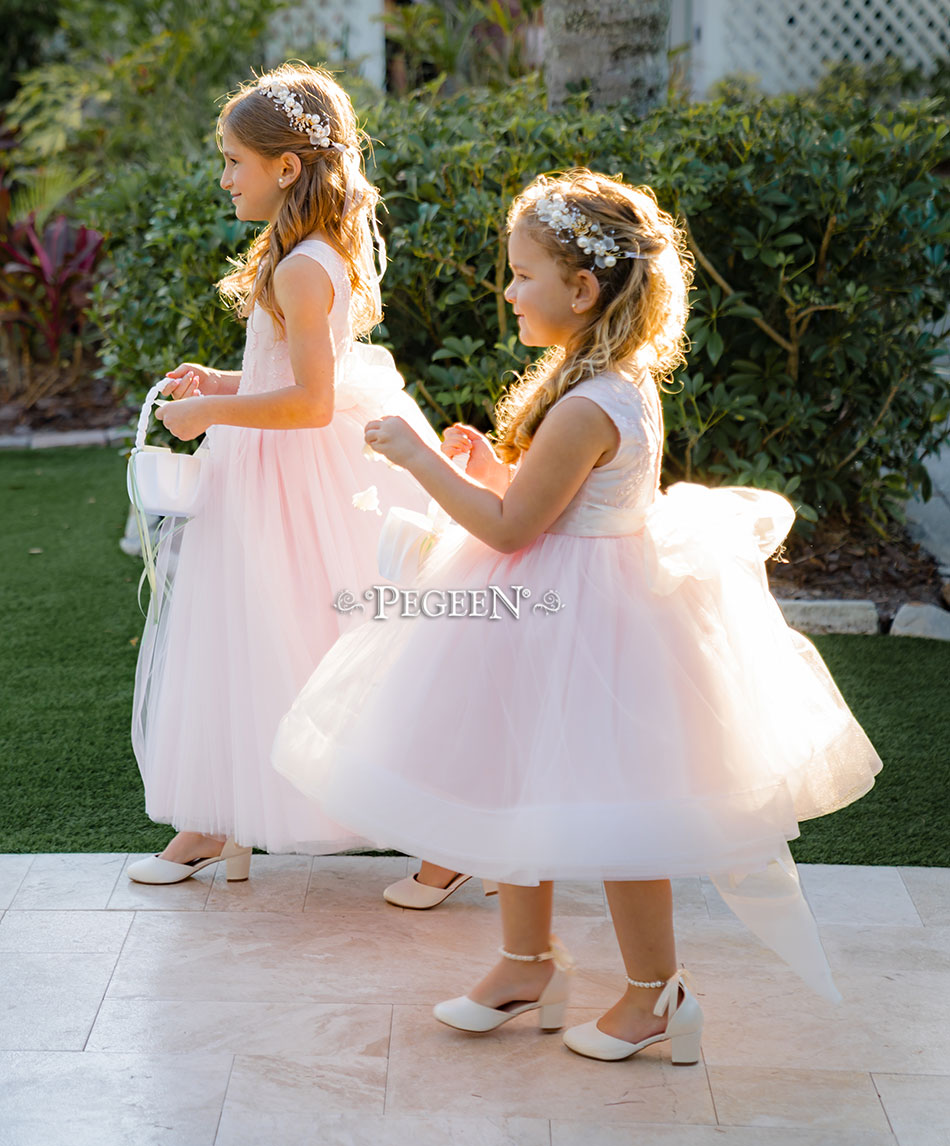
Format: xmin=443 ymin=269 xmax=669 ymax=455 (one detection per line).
xmin=272 ymin=373 xmax=881 ymax=997
xmin=132 ymin=239 xmax=437 ymax=852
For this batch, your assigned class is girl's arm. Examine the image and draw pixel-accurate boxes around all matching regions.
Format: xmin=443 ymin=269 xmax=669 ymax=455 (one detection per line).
xmin=157 ymin=256 xmax=335 ymax=440
xmin=366 ymin=396 xmax=618 ymax=554
xmin=163 ymin=364 xmax=242 ymax=398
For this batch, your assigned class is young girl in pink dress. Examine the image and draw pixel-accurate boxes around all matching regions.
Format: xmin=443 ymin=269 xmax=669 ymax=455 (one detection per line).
xmin=272 ymin=170 xmax=881 ymax=1061
xmin=128 ymin=63 xmax=436 ymax=884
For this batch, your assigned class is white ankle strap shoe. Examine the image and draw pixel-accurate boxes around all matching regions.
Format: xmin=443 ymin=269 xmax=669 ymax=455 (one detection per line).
xmin=563 ymin=969 xmax=703 ymax=1064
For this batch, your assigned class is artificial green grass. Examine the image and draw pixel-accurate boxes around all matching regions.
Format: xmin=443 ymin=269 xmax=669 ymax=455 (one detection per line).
xmin=0 ymin=447 xmax=173 ymax=854
xmin=1 ymin=446 xmax=948 ymax=862
xmin=793 ymin=634 xmax=950 ymax=866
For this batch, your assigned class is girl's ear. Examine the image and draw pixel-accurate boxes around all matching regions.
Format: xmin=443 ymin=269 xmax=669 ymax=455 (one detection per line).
xmin=279 ymin=151 xmax=303 ymax=187
xmin=573 ymin=269 xmax=601 ymax=315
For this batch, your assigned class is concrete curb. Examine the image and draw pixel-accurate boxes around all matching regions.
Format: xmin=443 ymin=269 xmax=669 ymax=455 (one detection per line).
xmin=890 ymin=603 xmax=950 ymax=640
xmin=0 ymin=426 xmax=133 ymax=450
xmin=776 ymin=598 xmax=880 ymax=635
xmin=776 ymin=598 xmax=950 ymax=640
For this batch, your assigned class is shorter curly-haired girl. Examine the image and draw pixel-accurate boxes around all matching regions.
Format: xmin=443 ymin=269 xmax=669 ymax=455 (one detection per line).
xmin=274 ymin=169 xmax=881 ymax=1064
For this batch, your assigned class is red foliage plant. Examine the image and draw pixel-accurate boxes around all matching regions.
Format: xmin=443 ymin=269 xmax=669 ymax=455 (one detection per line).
xmin=0 ymin=180 xmax=104 ymax=408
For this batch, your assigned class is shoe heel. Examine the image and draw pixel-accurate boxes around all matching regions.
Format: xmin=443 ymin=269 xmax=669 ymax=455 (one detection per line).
xmin=539 ymin=999 xmax=567 ymax=1032
xmin=482 ymin=879 xmax=499 ymax=896
xmin=670 ymin=1028 xmax=702 ymax=1065
xmin=225 ymin=850 xmax=251 ymax=882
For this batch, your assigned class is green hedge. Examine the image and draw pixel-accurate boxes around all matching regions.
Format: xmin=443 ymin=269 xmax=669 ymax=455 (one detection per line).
xmin=89 ymin=75 xmax=950 ymax=526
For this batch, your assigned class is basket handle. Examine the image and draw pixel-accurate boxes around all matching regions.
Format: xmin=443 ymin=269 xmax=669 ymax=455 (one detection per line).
xmin=133 ymin=382 xmax=166 ymax=452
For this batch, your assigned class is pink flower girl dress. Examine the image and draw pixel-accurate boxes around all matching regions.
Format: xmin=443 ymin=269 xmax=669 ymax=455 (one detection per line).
xmin=132 ymin=238 xmax=437 ymax=854
xmin=273 ymin=370 xmax=882 ymax=995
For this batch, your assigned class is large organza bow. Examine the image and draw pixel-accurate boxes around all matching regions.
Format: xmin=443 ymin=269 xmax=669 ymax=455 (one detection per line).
xmin=643 ymin=482 xmax=796 ymax=595
xmin=334 ymin=342 xmax=407 ymax=413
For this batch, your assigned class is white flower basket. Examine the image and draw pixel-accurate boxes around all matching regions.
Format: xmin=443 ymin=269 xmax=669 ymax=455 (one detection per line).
xmin=127 ymin=383 xmax=205 ymax=518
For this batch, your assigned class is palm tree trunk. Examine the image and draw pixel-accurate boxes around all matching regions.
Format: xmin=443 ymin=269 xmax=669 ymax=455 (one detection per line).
xmin=543 ymin=0 xmax=671 ymax=113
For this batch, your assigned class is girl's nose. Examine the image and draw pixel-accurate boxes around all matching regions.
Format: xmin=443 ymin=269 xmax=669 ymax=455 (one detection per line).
xmin=503 ymin=280 xmax=515 ymax=302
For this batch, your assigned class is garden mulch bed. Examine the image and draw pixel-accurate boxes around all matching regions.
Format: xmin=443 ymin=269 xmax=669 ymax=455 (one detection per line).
xmin=767 ymin=520 xmax=948 ymax=623
xmin=0 ymin=374 xmax=136 ymax=437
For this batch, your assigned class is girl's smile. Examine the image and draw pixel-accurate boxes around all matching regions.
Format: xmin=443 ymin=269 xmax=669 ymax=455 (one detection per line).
xmin=219 ymin=127 xmax=288 ymax=224
xmin=504 ymin=221 xmax=592 ymax=348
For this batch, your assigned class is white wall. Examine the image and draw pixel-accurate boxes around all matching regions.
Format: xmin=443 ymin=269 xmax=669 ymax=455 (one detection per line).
xmin=267 ymin=0 xmax=386 ymax=89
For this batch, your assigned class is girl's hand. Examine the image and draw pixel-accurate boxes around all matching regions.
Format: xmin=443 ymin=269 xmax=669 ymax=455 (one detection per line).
xmin=156 ymin=396 xmax=212 ymax=441
xmin=442 ymin=423 xmax=507 ymax=488
xmin=364 ymin=417 xmax=427 ymax=469
xmin=163 ymin=363 xmax=213 ymax=399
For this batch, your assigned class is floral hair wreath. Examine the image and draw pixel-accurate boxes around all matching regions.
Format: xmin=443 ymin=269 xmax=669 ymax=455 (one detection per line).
xmin=258 ymin=76 xmax=348 ymax=153
xmin=534 ymin=191 xmax=658 ymax=269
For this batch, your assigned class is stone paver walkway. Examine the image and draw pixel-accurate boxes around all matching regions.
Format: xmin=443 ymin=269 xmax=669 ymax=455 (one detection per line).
xmin=1 ymin=855 xmax=948 ymax=1145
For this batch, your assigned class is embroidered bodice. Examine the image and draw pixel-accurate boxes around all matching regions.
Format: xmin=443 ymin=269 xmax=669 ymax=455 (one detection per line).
xmin=545 ymin=372 xmax=663 ymax=537
xmin=238 ymin=239 xmax=352 ymax=397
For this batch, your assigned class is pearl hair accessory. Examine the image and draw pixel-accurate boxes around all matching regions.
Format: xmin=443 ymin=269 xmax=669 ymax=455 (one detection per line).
xmin=258 ymin=76 xmax=346 ymax=152
xmin=534 ymin=190 xmax=657 ymax=269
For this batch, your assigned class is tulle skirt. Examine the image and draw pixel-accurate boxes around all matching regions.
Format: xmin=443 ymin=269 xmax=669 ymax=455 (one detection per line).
xmin=272 ymin=485 xmax=882 ymax=882
xmin=131 ymin=376 xmax=436 ymax=854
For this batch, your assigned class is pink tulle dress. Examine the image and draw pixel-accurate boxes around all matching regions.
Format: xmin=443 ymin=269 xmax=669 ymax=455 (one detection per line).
xmin=272 ymin=371 xmax=882 ymax=997
xmin=131 ymin=239 xmax=438 ymax=853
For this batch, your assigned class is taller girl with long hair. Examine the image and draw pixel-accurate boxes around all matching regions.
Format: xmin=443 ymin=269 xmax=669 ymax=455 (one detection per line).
xmin=128 ymin=63 xmax=436 ymax=884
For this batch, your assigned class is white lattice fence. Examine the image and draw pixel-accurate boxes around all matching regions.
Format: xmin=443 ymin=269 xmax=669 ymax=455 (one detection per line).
xmin=682 ymin=0 xmax=950 ymax=94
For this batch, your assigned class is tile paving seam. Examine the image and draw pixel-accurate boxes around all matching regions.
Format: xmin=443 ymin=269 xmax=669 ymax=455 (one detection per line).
xmin=86 ymin=911 xmax=138 ymax=1045
xmin=211 ymin=1054 xmax=239 ymax=1146
xmin=868 ymin=1073 xmax=900 ymax=1143
xmin=701 ymin=1057 xmax=721 ymax=1128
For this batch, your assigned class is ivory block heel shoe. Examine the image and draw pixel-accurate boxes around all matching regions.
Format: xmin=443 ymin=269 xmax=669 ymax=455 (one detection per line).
xmin=127 ymin=838 xmax=252 ymax=885
xmin=433 ymin=942 xmax=573 ymax=1033
xmin=563 ymin=969 xmax=703 ymax=1064
xmin=383 ymin=872 xmax=498 ymax=908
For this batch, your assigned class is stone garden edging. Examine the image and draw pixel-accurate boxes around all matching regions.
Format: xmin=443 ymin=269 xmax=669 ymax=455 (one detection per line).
xmin=0 ymin=426 xmax=133 ymax=450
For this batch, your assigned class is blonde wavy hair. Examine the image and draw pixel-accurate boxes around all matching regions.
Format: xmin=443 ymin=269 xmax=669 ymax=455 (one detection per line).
xmin=216 ymin=62 xmax=382 ymax=338
xmin=494 ymin=170 xmax=692 ymax=462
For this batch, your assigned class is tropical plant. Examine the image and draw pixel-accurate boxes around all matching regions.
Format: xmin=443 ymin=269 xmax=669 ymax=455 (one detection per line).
xmin=0 ymin=181 xmax=104 ymax=406
xmin=384 ymin=0 xmax=543 ymax=94
xmin=4 ymin=0 xmax=285 ymax=183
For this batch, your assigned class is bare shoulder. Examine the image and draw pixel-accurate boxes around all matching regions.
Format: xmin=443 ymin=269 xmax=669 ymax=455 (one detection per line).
xmin=274 ymin=251 xmax=333 ymax=298
xmin=274 ymin=252 xmax=334 ymax=321
xmin=534 ymin=393 xmax=619 ymax=453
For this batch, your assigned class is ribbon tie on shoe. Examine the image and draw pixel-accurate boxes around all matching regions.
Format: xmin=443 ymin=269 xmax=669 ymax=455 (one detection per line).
xmin=549 ymin=936 xmax=576 ymax=974
xmin=653 ymin=968 xmax=693 ymax=1021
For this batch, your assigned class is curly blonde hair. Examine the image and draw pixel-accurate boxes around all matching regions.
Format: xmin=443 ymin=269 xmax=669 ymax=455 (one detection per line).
xmin=216 ymin=62 xmax=382 ymax=338
xmin=494 ymin=170 xmax=692 ymax=462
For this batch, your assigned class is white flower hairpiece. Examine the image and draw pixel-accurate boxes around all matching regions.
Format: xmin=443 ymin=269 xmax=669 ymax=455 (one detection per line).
xmin=534 ymin=191 xmax=656 ymax=269
xmin=258 ymin=76 xmax=346 ymax=152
